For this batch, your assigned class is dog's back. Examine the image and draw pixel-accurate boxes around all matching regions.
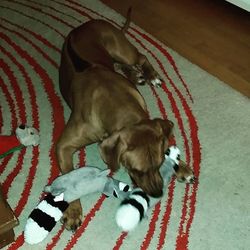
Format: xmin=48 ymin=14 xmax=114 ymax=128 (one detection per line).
xmin=59 ymin=18 xmax=147 ymax=127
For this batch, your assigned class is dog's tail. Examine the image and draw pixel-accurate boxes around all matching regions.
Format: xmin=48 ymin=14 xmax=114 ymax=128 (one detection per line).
xmin=121 ymin=7 xmax=132 ymax=33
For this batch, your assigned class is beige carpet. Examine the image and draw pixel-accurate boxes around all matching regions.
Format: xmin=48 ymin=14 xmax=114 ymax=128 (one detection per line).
xmin=0 ymin=0 xmax=249 ymax=249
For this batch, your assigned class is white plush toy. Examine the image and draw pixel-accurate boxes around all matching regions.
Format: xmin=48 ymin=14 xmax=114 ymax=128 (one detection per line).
xmin=115 ymin=146 xmax=180 ymax=232
xmin=15 ymin=124 xmax=40 ymax=146
xmin=0 ymin=124 xmax=39 ymax=159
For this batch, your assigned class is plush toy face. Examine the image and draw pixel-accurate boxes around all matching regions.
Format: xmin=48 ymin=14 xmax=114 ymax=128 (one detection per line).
xmin=16 ymin=125 xmax=40 ymax=146
xmin=166 ymin=146 xmax=195 ymax=184
xmin=103 ymin=178 xmax=131 ymax=199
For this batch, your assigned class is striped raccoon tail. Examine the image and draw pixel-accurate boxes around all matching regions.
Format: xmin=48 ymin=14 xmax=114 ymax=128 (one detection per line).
xmin=115 ymin=189 xmax=150 ymax=232
xmin=24 ymin=194 xmax=68 ymax=244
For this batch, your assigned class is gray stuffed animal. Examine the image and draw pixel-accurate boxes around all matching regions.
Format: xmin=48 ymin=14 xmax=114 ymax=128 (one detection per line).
xmin=44 ymin=166 xmax=131 ymax=203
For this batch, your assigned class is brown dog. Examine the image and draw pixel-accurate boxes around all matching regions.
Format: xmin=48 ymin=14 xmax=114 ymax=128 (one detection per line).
xmin=57 ymin=10 xmax=194 ymax=231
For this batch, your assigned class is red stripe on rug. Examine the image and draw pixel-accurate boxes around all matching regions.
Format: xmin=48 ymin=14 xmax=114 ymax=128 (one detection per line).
xmin=0 ymin=41 xmax=40 ymax=218
xmin=139 ymin=86 xmax=172 ymax=250
xmin=1 ymin=6 xmax=78 ymax=247
xmin=0 ymin=54 xmax=26 ymax=195
xmin=0 ymin=18 xmax=61 ymax=53
xmin=3 ymin=22 xmax=58 ymax=66
xmin=174 ymin=88 xmax=201 ymax=250
xmin=11 ymin=2 xmax=102 ymax=247
xmin=2 ymin=149 xmax=25 ymax=196
xmin=14 ymin=147 xmax=39 ymax=217
xmin=0 ymin=98 xmax=2 ymax=131
xmin=113 ymin=232 xmax=128 ymax=250
xmin=0 ymin=5 xmax=65 ymax=38
xmin=79 ymin=149 xmax=86 ymax=167
xmin=0 ymin=54 xmax=26 ymax=124
xmin=63 ymin=195 xmax=107 ymax=250
xmin=4 ymin=0 xmax=74 ymax=29
xmin=0 ymin=39 xmax=39 ymax=122
xmin=7 ymin=233 xmax=24 ymax=250
xmin=0 ymin=16 xmax=65 ymax=183
xmin=0 ymin=32 xmax=64 ymax=247
xmin=46 ymin=226 xmax=65 ymax=250
xmin=0 ymin=74 xmax=17 ymax=175
xmin=0 ymin=24 xmax=58 ymax=68
xmin=0 ymin=42 xmax=39 ymax=196
xmin=1 ymin=3 xmax=66 ymax=248
xmin=26 ymin=0 xmax=83 ymax=24
xmin=145 ymin=36 xmax=201 ymax=250
xmin=157 ymin=180 xmax=176 ymax=250
xmin=140 ymin=202 xmax=161 ymax=250
xmin=149 ymin=85 xmax=179 ymax=250
xmin=133 ymin=30 xmax=201 ymax=250
xmin=49 ymin=0 xmax=93 ymax=20
xmin=0 ymin=75 xmax=17 ymax=125
xmin=176 ymin=123 xmax=201 ymax=249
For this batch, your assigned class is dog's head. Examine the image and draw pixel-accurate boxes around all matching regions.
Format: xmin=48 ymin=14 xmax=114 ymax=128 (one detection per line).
xmin=99 ymin=118 xmax=174 ymax=197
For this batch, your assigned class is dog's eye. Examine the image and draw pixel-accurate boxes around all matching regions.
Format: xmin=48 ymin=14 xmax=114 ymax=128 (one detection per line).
xmin=30 ymin=132 xmax=34 ymax=135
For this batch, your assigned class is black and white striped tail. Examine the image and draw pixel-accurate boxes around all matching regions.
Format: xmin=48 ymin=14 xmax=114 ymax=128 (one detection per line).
xmin=24 ymin=194 xmax=68 ymax=245
xmin=115 ymin=189 xmax=150 ymax=232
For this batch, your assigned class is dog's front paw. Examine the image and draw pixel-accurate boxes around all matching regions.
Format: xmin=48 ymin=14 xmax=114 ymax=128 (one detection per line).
xmin=150 ymin=77 xmax=162 ymax=87
xmin=61 ymin=200 xmax=82 ymax=231
xmin=144 ymin=70 xmax=163 ymax=87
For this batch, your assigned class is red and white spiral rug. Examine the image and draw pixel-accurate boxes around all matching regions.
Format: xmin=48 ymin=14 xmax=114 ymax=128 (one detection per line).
xmin=1 ymin=1 xmax=249 ymax=250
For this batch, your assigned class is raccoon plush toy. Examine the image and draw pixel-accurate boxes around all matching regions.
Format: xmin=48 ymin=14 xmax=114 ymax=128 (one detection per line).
xmin=115 ymin=146 xmax=180 ymax=232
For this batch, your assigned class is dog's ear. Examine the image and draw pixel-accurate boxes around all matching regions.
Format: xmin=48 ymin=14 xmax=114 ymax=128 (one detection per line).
xmin=99 ymin=132 xmax=126 ymax=172
xmin=154 ymin=118 xmax=174 ymax=139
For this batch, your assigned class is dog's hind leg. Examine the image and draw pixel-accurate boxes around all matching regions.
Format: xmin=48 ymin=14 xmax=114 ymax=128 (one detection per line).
xmin=108 ymin=31 xmax=162 ymax=86
xmin=136 ymin=54 xmax=162 ymax=86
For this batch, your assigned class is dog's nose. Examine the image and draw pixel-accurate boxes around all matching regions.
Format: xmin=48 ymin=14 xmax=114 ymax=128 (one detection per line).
xmin=19 ymin=124 xmax=26 ymax=130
